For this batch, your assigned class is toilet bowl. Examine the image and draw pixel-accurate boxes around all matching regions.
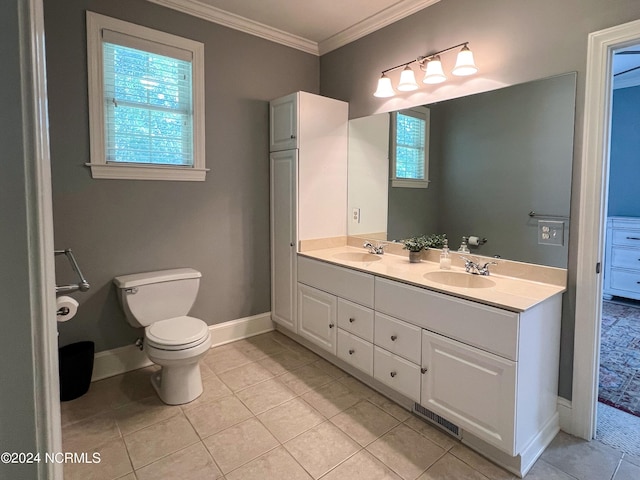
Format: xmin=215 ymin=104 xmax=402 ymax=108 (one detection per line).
xmin=113 ymin=269 xmax=212 ymax=405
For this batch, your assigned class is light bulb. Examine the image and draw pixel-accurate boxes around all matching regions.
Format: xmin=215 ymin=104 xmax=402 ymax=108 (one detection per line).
xmin=423 ymin=56 xmax=446 ymax=84
xmin=374 ymin=74 xmax=395 ymax=97
xmin=452 ymin=45 xmax=478 ymax=76
xmin=397 ymin=66 xmax=419 ymax=91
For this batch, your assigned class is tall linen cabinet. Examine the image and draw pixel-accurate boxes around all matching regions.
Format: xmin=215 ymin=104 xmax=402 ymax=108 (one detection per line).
xmin=269 ymin=92 xmax=348 ymax=332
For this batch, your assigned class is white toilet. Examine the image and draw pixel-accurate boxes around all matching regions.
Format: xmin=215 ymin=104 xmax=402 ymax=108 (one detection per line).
xmin=113 ymin=268 xmax=212 ymax=405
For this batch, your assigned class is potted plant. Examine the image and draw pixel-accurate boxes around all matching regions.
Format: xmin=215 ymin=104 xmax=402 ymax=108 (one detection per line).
xmin=423 ymin=233 xmax=447 ymax=249
xmin=402 ymin=236 xmax=427 ymax=263
xmin=403 ymin=234 xmax=447 ymax=263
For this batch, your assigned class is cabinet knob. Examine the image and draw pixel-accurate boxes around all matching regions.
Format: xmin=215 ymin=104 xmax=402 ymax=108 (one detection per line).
xmin=390 ymin=335 xmax=397 ymax=341
xmin=390 ymin=371 xmax=397 ymax=378
xmin=290 ymin=134 xmax=296 ymax=139
xmin=290 ymin=242 xmax=294 ymax=247
xmin=329 ymin=323 xmax=335 ymax=328
xmin=349 ymin=317 xmax=355 ymax=323
xmin=348 ymin=349 xmax=355 ymax=355
xmin=421 ymin=367 xmax=428 ymax=374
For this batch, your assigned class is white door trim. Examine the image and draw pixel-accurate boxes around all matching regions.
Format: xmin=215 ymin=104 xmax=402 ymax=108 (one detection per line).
xmin=572 ymin=18 xmax=640 ymax=440
xmin=19 ymin=0 xmax=62 ymax=477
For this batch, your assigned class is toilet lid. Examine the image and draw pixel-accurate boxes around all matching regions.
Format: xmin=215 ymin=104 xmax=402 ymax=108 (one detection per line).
xmin=146 ymin=316 xmax=209 ymax=348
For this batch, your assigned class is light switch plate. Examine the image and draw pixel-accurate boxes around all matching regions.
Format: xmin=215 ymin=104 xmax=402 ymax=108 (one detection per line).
xmin=538 ymin=220 xmax=564 ymax=246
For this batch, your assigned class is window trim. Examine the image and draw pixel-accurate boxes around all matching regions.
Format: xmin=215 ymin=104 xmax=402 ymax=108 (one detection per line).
xmin=85 ymin=11 xmax=207 ymax=181
xmin=390 ymin=107 xmax=430 ymax=189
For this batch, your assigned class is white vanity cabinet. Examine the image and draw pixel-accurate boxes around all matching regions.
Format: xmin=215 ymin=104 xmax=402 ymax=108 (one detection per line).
xmin=297 ymin=257 xmax=374 ymax=369
xmin=421 ymin=330 xmax=517 ymax=453
xmin=293 ymin=256 xmax=562 ymax=475
xmin=604 ymin=216 xmax=640 ymax=301
xmin=375 ymin=276 xmax=561 ymax=458
xmin=297 ymin=283 xmax=337 ymax=354
xmin=269 ymin=92 xmax=348 ymax=333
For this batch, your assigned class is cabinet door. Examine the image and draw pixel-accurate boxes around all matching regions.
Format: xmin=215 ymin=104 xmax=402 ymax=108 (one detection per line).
xmin=297 ymin=283 xmax=337 ymax=354
xmin=270 ymin=151 xmax=297 ymax=331
xmin=270 ymin=93 xmax=298 ymax=151
xmin=421 ymin=330 xmax=517 ymax=454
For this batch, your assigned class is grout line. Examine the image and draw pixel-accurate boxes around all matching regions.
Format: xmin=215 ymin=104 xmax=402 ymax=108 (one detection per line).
xmin=610 ymin=456 xmax=623 ymax=480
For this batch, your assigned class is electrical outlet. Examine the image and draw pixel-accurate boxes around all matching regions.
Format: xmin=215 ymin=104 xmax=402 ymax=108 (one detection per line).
xmin=538 ymin=220 xmax=564 ymax=246
xmin=352 ymin=208 xmax=361 ymax=224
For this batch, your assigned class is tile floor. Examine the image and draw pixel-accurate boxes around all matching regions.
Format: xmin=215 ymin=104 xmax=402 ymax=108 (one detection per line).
xmin=61 ymin=331 xmax=640 ymax=480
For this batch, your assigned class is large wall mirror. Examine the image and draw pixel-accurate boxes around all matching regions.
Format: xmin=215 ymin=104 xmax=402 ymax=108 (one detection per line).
xmin=347 ymin=72 xmax=577 ymax=268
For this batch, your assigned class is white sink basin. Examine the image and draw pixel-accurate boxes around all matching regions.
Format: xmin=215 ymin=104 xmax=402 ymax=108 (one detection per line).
xmin=423 ymin=271 xmax=495 ymax=289
xmin=332 ymin=252 xmax=382 ymax=263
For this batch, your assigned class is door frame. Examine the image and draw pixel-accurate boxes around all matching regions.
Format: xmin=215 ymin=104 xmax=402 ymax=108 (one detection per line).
xmin=572 ymin=18 xmax=640 ymax=440
xmin=14 ymin=0 xmax=62 ymax=477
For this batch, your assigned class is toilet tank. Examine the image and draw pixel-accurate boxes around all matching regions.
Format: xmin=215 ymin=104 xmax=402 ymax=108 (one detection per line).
xmin=113 ymin=268 xmax=201 ymax=328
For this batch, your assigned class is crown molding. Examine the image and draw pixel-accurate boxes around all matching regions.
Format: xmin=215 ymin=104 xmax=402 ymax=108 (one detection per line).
xmin=319 ymin=0 xmax=441 ymax=55
xmin=147 ymin=0 xmax=440 ymax=56
xmin=147 ymin=0 xmax=319 ymax=55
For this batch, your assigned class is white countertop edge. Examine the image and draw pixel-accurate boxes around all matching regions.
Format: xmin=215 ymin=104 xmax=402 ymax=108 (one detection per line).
xmin=298 ymin=246 xmax=566 ymax=313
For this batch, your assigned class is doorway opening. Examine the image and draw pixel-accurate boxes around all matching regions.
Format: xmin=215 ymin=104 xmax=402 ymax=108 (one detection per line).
xmin=595 ymin=43 xmax=640 ymax=456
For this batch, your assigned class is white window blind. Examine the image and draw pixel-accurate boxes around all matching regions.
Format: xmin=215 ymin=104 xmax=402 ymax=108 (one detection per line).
xmin=102 ymin=40 xmax=194 ymax=166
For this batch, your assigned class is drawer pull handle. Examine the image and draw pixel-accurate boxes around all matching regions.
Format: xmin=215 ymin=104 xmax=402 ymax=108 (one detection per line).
xmin=348 ymin=349 xmax=355 ymax=355
xmin=421 ymin=367 xmax=428 ymax=374
xmin=290 ymin=134 xmax=296 ymax=139
xmin=627 ymin=236 xmax=640 ymax=240
xmin=390 ymin=335 xmax=397 ymax=341
xmin=390 ymin=371 xmax=397 ymax=378
xmin=329 ymin=323 xmax=335 ymax=328
xmin=349 ymin=317 xmax=355 ymax=323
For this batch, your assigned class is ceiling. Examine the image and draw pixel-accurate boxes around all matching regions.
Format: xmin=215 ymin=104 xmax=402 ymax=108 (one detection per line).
xmin=614 ymin=45 xmax=640 ymax=89
xmin=148 ymin=0 xmax=440 ymax=55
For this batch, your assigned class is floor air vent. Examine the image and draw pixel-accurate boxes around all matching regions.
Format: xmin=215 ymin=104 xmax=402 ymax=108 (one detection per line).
xmin=413 ymin=403 xmax=462 ymax=439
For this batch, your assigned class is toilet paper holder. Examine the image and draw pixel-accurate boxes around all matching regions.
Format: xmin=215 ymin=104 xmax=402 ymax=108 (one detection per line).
xmin=55 ymin=249 xmax=90 ymax=294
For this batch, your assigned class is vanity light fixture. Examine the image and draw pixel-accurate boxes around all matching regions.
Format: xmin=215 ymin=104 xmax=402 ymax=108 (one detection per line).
xmin=374 ymin=42 xmax=478 ymax=97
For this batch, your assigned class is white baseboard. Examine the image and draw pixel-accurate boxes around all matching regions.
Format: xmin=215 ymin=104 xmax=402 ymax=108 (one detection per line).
xmin=91 ymin=312 xmax=274 ymax=381
xmin=557 ymin=396 xmax=573 ymax=434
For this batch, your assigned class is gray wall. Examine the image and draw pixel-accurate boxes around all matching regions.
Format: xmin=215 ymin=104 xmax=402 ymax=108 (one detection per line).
xmin=608 ymin=85 xmax=640 ymax=217
xmin=320 ymin=0 xmax=640 ymax=400
xmin=45 ymin=0 xmax=319 ymax=352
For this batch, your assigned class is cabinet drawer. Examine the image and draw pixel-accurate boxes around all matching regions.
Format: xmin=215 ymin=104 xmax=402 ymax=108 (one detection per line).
xmin=610 ymin=247 xmax=640 ymax=270
xmin=374 ymin=313 xmax=421 ymax=364
xmin=337 ymin=329 xmax=373 ymax=376
xmin=611 ymin=229 xmax=640 ymax=247
xmin=375 ymin=278 xmax=519 ymax=360
xmin=373 ymin=346 xmax=421 ymax=402
xmin=609 ymin=269 xmax=640 ymax=295
xmin=337 ymin=298 xmax=374 ymax=342
xmin=298 ymin=256 xmax=374 ymax=307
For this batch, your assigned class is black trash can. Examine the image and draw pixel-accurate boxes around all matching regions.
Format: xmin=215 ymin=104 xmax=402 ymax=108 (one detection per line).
xmin=58 ymin=341 xmax=95 ymax=401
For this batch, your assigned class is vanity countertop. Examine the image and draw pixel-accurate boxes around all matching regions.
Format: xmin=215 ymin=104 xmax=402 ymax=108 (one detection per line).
xmin=299 ymin=246 xmax=566 ymax=313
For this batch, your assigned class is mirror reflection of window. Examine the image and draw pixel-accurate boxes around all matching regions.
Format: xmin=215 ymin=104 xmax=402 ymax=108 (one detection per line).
xmin=391 ymin=107 xmax=430 ymax=188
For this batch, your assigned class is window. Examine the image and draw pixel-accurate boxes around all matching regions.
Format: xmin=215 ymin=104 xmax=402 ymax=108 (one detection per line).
xmin=391 ymin=107 xmax=430 ymax=188
xmin=86 ymin=12 xmax=206 ymax=181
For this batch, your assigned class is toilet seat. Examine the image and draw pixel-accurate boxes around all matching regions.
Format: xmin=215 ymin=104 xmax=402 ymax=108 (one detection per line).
xmin=145 ymin=316 xmax=210 ymax=351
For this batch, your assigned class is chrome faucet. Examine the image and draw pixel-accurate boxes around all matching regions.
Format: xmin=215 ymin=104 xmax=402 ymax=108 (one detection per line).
xmin=363 ymin=241 xmax=386 ymax=255
xmin=462 ymin=257 xmax=498 ymax=276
